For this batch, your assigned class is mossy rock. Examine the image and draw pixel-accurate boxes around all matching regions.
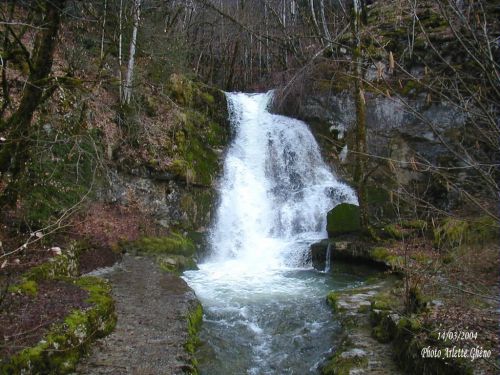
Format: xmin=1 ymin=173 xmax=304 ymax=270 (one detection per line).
xmin=369 ymin=247 xmax=404 ymax=271
xmin=167 ymin=73 xmax=228 ymax=125
xmin=326 ymin=291 xmax=341 ymax=312
xmin=408 ymin=286 xmax=429 ymax=314
xmin=185 ymin=302 xmax=203 ymax=353
xmin=157 ymin=254 xmax=198 ymax=275
xmin=0 ymin=276 xmax=116 ymax=374
xmin=401 ymin=219 xmax=428 ymax=231
xmin=327 ymin=203 xmax=360 ymax=237
xmin=168 ymin=108 xmax=227 ymax=186
xmin=370 ymin=309 xmax=399 ymax=343
xmin=321 ymin=347 xmax=368 ymax=375
xmin=121 ymin=233 xmax=198 ymax=274
xmin=122 ymin=232 xmax=196 ymax=257
xmin=370 ymin=247 xmax=390 ymax=262
xmin=370 ymin=291 xmax=399 ymax=311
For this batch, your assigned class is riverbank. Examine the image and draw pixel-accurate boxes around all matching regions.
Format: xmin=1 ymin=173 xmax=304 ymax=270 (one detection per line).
xmin=321 ymin=276 xmax=402 ymax=375
xmin=315 ymin=227 xmax=499 ymax=375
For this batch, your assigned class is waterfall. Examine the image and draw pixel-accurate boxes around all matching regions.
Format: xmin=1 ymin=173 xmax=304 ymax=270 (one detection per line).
xmin=324 ymin=243 xmax=332 ymax=273
xmin=183 ymin=92 xmax=360 ymax=375
xmin=208 ymin=92 xmax=357 ymax=268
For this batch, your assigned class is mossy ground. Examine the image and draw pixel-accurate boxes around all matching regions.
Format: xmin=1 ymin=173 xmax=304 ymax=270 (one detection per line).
xmin=7 ymin=279 xmax=38 ymax=296
xmin=364 ymin=239 xmax=493 ymax=374
xmin=433 ymin=216 xmax=498 ymax=250
xmin=1 ymin=274 xmax=116 ymax=374
xmin=0 ymin=243 xmax=117 ymax=374
xmin=322 ymin=219 xmax=496 ymax=374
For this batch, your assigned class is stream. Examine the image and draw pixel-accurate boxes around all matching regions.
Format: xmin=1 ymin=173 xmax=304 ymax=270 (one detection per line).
xmin=183 ymin=92 xmax=372 ymax=374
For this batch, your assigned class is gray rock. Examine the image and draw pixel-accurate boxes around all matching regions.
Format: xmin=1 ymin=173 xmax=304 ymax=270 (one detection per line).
xmin=98 ymin=169 xmax=216 ymax=232
xmin=340 ymin=348 xmax=367 ymax=359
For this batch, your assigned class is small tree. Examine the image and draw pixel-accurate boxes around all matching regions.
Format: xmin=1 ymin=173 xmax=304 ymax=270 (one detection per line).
xmin=123 ymin=0 xmax=141 ymax=104
xmin=351 ymin=0 xmax=369 ymax=232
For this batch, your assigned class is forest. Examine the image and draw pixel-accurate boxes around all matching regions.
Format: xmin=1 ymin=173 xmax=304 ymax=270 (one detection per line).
xmin=0 ymin=0 xmax=498 ymax=374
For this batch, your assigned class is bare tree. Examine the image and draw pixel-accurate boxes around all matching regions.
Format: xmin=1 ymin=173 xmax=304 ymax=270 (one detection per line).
xmin=118 ymin=0 xmax=124 ymax=101
xmin=0 ymin=0 xmax=67 ymax=205
xmin=123 ymin=0 xmax=141 ymax=104
xmin=352 ymin=0 xmax=369 ymax=232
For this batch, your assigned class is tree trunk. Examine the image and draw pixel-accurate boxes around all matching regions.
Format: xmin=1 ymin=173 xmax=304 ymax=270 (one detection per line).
xmin=319 ymin=0 xmax=332 ymax=44
xmin=123 ymin=0 xmax=141 ymax=105
xmin=309 ymin=0 xmax=324 ymax=45
xmin=352 ymin=0 xmax=369 ymax=231
xmin=100 ymin=0 xmax=108 ymax=61
xmin=118 ymin=0 xmax=123 ymax=102
xmin=226 ymin=41 xmax=239 ymax=91
xmin=264 ymin=1 xmax=270 ymax=73
xmin=0 ymin=0 xmax=66 ymax=206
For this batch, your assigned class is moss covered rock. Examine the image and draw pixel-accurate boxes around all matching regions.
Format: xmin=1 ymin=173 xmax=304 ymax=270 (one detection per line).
xmin=121 ymin=232 xmax=199 ymax=274
xmin=157 ymin=254 xmax=198 ymax=274
xmin=327 ymin=203 xmax=361 ymax=237
xmin=382 ymin=223 xmax=404 ymax=239
xmin=321 ymin=346 xmax=368 ymax=375
xmin=123 ymin=232 xmax=196 ymax=257
xmin=326 ymin=291 xmax=341 ymax=312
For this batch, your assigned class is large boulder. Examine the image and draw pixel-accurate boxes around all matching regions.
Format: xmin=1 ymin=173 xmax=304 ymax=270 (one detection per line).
xmin=327 ymin=203 xmax=360 ymax=237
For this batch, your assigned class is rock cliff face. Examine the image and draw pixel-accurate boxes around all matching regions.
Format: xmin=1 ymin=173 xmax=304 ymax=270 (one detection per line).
xmin=104 ymin=168 xmax=219 ymax=232
xmin=275 ymin=89 xmax=454 ymax=218
xmin=100 ymin=75 xmax=230 ymax=234
xmin=276 ymin=87 xmax=464 ymax=182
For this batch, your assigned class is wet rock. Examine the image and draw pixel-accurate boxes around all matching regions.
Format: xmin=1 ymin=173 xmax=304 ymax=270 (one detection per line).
xmin=321 ymin=280 xmax=403 ymax=375
xmin=310 ymin=239 xmax=391 ymax=271
xmin=340 ymin=348 xmax=368 ymax=359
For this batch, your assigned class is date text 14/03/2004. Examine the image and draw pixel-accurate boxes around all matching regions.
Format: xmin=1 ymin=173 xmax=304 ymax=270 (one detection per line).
xmin=437 ymin=331 xmax=478 ymax=341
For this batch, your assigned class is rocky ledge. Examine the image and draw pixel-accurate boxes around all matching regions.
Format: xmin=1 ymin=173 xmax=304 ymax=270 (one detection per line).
xmin=320 ymin=278 xmax=402 ymax=375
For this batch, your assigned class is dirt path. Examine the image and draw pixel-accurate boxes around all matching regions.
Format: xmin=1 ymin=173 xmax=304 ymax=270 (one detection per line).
xmin=75 ymin=255 xmax=198 ymax=375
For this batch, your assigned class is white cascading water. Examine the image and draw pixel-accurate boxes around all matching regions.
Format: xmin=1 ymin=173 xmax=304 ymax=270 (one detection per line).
xmin=184 ymin=92 xmax=361 ymax=374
